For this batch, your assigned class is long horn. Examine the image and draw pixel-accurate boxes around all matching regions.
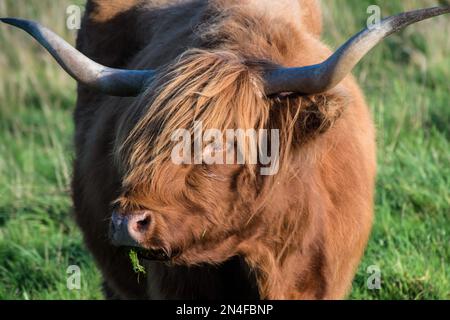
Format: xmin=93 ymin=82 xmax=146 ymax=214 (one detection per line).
xmin=264 ymin=6 xmax=450 ymax=96
xmin=0 ymin=18 xmax=155 ymax=97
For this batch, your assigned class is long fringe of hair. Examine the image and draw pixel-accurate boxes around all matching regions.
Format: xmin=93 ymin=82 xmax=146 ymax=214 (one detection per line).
xmin=116 ymin=49 xmax=281 ymax=192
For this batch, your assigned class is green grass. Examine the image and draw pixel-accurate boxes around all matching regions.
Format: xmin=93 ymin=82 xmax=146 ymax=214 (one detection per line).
xmin=0 ymin=0 xmax=449 ymax=300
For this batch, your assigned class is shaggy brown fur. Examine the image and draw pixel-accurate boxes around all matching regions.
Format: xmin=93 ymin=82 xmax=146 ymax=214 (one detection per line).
xmin=73 ymin=0 xmax=375 ymax=299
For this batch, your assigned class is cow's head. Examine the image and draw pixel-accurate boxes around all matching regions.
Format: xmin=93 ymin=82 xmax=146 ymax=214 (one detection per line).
xmin=1 ymin=6 xmax=448 ymax=265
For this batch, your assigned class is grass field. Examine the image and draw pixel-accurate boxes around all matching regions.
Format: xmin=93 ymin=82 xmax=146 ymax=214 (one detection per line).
xmin=0 ymin=0 xmax=449 ymax=300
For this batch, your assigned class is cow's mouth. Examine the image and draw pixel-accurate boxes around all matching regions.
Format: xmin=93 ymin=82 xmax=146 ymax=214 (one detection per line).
xmin=126 ymin=246 xmax=178 ymax=262
xmin=136 ymin=247 xmax=169 ymax=261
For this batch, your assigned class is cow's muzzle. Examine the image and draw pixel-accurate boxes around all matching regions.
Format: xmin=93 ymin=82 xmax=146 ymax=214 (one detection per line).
xmin=109 ymin=210 xmax=155 ymax=249
xmin=109 ymin=210 xmax=171 ymax=261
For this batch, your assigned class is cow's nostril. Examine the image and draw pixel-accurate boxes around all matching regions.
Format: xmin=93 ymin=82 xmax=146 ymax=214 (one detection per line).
xmin=137 ymin=216 xmax=150 ymax=229
xmin=132 ymin=213 xmax=152 ymax=233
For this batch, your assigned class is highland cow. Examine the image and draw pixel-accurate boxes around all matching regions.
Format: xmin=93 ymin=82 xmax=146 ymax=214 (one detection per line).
xmin=1 ymin=0 xmax=448 ymax=299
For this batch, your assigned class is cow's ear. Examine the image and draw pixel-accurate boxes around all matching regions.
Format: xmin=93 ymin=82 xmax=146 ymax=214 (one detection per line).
xmin=269 ymin=86 xmax=350 ymax=146
xmin=296 ymin=86 xmax=350 ymax=144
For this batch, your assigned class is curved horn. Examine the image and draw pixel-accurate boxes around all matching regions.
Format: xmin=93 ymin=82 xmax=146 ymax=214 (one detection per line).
xmin=0 ymin=18 xmax=155 ymax=97
xmin=264 ymin=6 xmax=450 ymax=96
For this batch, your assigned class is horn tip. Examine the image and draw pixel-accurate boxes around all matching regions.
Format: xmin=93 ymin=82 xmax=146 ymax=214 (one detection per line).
xmin=0 ymin=17 xmax=19 ymax=24
xmin=0 ymin=17 xmax=34 ymax=29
